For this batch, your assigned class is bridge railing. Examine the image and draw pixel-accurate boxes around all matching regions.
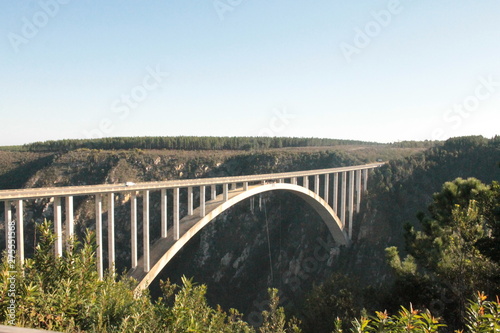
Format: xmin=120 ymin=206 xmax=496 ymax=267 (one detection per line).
xmin=1 ymin=163 xmax=384 ymax=278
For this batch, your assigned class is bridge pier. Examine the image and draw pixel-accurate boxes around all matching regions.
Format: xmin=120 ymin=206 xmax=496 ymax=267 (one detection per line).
xmin=348 ymin=171 xmax=355 ymax=239
xmin=363 ymin=169 xmax=368 ymax=191
xmin=54 ymin=197 xmax=62 ymax=258
xmin=187 ymin=187 xmax=193 ymax=216
xmin=211 ymin=185 xmax=216 ymax=200
xmin=333 ymin=173 xmax=338 ymax=214
xmin=65 ymin=196 xmax=74 ymax=250
xmin=143 ymin=190 xmax=150 ymax=272
xmin=341 ymin=172 xmax=346 ymax=228
xmin=324 ymin=174 xmax=329 ymax=204
xmin=131 ymin=193 xmax=138 ymax=269
xmin=161 ymin=189 xmax=167 ymax=238
xmin=223 ymin=184 xmax=229 ymax=201
xmin=108 ymin=193 xmax=115 ymax=271
xmin=15 ymin=200 xmax=24 ymax=264
xmin=356 ymin=170 xmax=362 ymax=213
xmin=303 ymin=176 xmax=309 ymax=190
xmin=314 ymin=175 xmax=320 ymax=194
xmin=173 ymin=188 xmax=180 ymax=240
xmin=95 ymin=194 xmax=103 ymax=279
xmin=4 ymin=202 xmax=11 ymax=256
xmin=200 ymin=186 xmax=206 ymax=217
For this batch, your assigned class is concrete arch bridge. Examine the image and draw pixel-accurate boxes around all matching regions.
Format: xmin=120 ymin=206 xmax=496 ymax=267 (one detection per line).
xmin=0 ymin=162 xmax=383 ymax=290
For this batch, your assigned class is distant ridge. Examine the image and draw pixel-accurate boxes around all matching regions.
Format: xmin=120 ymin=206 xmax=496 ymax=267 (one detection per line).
xmin=21 ymin=136 xmax=383 ymax=152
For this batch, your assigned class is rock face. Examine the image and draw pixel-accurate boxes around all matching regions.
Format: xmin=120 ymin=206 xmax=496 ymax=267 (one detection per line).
xmin=155 ymin=192 xmax=342 ymax=326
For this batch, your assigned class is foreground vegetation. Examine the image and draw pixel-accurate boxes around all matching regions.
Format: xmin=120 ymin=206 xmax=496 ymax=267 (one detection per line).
xmin=1 ymin=212 xmax=499 ymax=332
xmin=0 ymin=221 xmax=301 ymax=332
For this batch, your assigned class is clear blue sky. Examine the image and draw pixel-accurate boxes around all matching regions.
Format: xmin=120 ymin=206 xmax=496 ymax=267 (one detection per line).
xmin=1 ymin=0 xmax=499 ymax=145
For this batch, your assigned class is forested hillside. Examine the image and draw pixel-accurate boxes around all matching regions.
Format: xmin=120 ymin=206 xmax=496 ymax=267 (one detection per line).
xmin=15 ymin=136 xmax=437 ymax=152
xmin=302 ymin=135 xmax=500 ymax=332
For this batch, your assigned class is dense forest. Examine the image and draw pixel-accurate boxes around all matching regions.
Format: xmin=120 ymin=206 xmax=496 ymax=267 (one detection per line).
xmin=0 ymin=135 xmax=499 ymax=332
xmin=8 ymin=136 xmax=438 ymax=152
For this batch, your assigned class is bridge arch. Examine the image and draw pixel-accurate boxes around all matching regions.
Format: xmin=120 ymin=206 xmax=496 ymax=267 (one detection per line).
xmin=130 ymin=183 xmax=348 ymax=291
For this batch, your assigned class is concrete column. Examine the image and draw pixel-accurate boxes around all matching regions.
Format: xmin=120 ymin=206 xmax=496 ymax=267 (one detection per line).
xmin=187 ymin=187 xmax=193 ymax=216
xmin=291 ymin=177 xmax=297 ymax=185
xmin=161 ymin=189 xmax=167 ymax=238
xmin=250 ymin=197 xmax=254 ymax=213
xmin=143 ymin=190 xmax=150 ymax=272
xmin=324 ymin=174 xmax=329 ymax=204
xmin=278 ymin=179 xmax=284 ymax=184
xmin=243 ymin=182 xmax=249 ymax=191
xmin=131 ymin=194 xmax=137 ymax=269
xmin=95 ymin=194 xmax=103 ymax=279
xmin=200 ymin=186 xmax=206 ymax=217
xmin=363 ymin=169 xmax=368 ymax=191
xmin=231 ymin=183 xmax=237 ymax=190
xmin=223 ymin=184 xmax=229 ymax=202
xmin=54 ymin=197 xmax=62 ymax=258
xmin=173 ymin=188 xmax=180 ymax=240
xmin=348 ymin=170 xmax=355 ymax=240
xmin=333 ymin=173 xmax=338 ymax=214
xmin=341 ymin=172 xmax=346 ymax=228
xmin=303 ymin=176 xmax=309 ymax=190
xmin=65 ymin=196 xmax=74 ymax=250
xmin=4 ymin=201 xmax=11 ymax=251
xmin=314 ymin=175 xmax=320 ymax=194
xmin=356 ymin=170 xmax=362 ymax=213
xmin=16 ymin=200 xmax=24 ymax=264
xmin=108 ymin=193 xmax=115 ymax=271
xmin=211 ymin=185 xmax=216 ymax=200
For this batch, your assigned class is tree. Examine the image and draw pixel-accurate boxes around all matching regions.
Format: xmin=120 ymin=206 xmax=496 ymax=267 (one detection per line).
xmin=0 ymin=220 xmax=301 ymax=332
xmin=386 ymin=178 xmax=500 ymax=329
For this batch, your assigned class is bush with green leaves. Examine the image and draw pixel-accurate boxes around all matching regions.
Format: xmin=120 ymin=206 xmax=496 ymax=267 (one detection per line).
xmin=0 ymin=220 xmax=301 ymax=332
xmin=332 ymin=293 xmax=500 ymax=333
xmin=385 ymin=178 xmax=500 ymax=329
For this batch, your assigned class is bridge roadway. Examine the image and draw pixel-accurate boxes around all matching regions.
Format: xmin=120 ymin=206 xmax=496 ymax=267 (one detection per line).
xmin=0 ymin=162 xmax=383 ymax=200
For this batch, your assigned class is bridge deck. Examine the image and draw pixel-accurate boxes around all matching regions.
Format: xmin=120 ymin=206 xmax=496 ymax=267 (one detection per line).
xmin=0 ymin=163 xmax=384 ymax=200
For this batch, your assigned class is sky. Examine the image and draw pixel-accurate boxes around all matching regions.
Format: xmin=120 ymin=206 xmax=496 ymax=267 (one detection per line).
xmin=1 ymin=0 xmax=499 ymax=146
